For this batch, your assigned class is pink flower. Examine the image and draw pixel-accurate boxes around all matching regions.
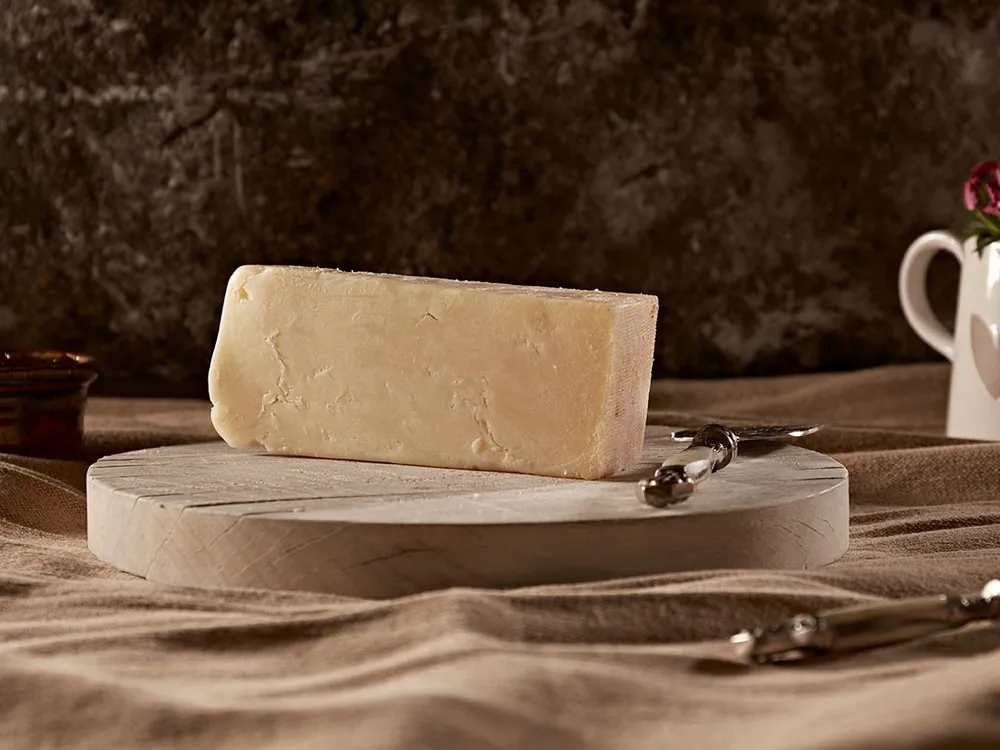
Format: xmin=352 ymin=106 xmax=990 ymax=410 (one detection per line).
xmin=964 ymin=161 xmax=1000 ymax=215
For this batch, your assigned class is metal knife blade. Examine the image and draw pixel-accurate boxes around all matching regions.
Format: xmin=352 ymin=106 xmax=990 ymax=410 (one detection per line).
xmin=668 ymin=424 xmax=822 ymax=442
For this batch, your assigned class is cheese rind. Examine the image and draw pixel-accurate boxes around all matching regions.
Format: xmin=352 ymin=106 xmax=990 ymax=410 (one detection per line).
xmin=208 ymin=265 xmax=658 ymax=480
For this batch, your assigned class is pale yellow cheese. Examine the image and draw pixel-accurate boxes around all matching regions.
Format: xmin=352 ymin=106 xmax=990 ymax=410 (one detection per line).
xmin=208 ymin=265 xmax=658 ymax=480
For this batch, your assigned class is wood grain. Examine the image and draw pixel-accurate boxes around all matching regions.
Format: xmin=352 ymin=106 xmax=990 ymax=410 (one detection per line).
xmin=86 ymin=427 xmax=849 ymax=598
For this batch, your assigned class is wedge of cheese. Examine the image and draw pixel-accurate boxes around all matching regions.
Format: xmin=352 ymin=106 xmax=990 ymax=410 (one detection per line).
xmin=208 ymin=265 xmax=658 ymax=480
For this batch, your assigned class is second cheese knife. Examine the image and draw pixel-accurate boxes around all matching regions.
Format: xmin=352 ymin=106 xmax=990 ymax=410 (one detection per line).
xmin=638 ymin=423 xmax=822 ymax=508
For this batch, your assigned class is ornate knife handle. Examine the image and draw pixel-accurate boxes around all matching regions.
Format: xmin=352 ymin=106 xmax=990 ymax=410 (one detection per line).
xmin=732 ymin=582 xmax=1000 ymax=663
xmin=638 ymin=424 xmax=738 ymax=508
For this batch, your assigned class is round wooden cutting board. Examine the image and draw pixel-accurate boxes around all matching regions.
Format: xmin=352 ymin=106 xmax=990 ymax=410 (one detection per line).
xmin=86 ymin=427 xmax=849 ymax=598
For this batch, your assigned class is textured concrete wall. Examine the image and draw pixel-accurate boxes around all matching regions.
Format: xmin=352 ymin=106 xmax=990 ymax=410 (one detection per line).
xmin=0 ymin=0 xmax=995 ymax=394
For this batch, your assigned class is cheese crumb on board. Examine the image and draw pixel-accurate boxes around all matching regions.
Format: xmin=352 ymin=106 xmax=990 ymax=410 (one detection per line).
xmin=208 ymin=265 xmax=658 ymax=480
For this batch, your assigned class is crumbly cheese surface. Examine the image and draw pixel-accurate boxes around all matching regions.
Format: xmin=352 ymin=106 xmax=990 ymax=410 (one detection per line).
xmin=208 ymin=265 xmax=658 ymax=480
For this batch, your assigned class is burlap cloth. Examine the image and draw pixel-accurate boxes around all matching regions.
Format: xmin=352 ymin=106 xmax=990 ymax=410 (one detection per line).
xmin=3 ymin=363 xmax=999 ymax=749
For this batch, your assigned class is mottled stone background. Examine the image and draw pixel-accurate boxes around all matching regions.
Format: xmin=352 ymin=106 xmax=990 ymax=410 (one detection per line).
xmin=0 ymin=0 xmax=996 ymax=396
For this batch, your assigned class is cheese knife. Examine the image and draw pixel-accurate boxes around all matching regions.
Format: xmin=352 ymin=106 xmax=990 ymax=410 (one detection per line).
xmin=638 ymin=423 xmax=823 ymax=508
xmin=731 ymin=578 xmax=1000 ymax=663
